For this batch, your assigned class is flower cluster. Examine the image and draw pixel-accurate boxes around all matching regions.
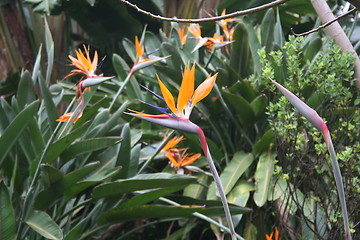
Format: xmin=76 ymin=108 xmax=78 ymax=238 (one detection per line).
xmin=182 ymin=9 xmax=239 ymax=51
xmin=161 ymin=136 xmax=201 ymax=173
xmin=57 ymin=45 xmax=113 ymax=122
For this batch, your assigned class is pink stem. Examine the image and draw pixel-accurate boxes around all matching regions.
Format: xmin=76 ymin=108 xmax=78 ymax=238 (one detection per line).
xmin=196 ymin=126 xmax=237 ymax=240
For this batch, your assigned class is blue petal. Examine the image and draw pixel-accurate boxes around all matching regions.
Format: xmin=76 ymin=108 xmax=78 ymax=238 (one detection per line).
xmin=138 ymin=100 xmax=169 ymax=114
xmin=140 ymin=84 xmax=165 ymax=102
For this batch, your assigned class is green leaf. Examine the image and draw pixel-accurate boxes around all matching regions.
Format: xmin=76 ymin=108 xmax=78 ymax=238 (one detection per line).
xmin=227 ymin=181 xmax=255 ymax=207
xmin=117 ymin=123 xmax=131 ymax=178
xmin=25 ymin=210 xmax=63 ymax=240
xmin=230 ymin=23 xmax=250 ymax=78
xmin=112 ymin=53 xmax=142 ymax=99
xmin=60 ymin=137 xmax=122 ymax=163
xmin=0 ymin=100 xmax=39 ymax=168
xmin=44 ymin=18 xmax=54 ymax=82
xmin=38 ymin=75 xmax=57 ymax=131
xmin=40 ymin=121 xmax=91 ymax=164
xmin=250 ymin=94 xmax=267 ymax=119
xmin=129 ymin=143 xmax=141 ymax=177
xmin=243 ymin=222 xmax=258 ymax=240
xmin=73 ymin=97 xmax=109 ymax=128
xmin=207 ymin=152 xmax=254 ymax=200
xmin=253 ymin=150 xmax=276 ymax=207
xmin=93 ymin=173 xmax=197 ymax=198
xmin=304 ymin=37 xmax=322 ymax=62
xmin=98 ymin=204 xmax=250 ymax=224
xmin=17 ymin=71 xmax=36 ymax=109
xmin=32 ymin=45 xmax=42 ymax=83
xmin=253 ymin=129 xmax=275 ymax=156
xmin=183 ymin=175 xmax=209 ymax=199
xmin=274 ymin=9 xmax=284 ymax=47
xmin=161 ymin=42 xmax=182 ymax=72
xmin=34 ymin=162 xmax=99 ymax=210
xmin=260 ymin=8 xmax=275 ymax=51
xmin=120 ymin=187 xmax=185 ymax=209
xmin=223 ymin=90 xmax=255 ymax=126
xmin=0 ymin=182 xmax=16 ymax=240
xmin=242 ymin=16 xmax=262 ymax=74
xmin=64 ymin=167 xmax=121 ymax=199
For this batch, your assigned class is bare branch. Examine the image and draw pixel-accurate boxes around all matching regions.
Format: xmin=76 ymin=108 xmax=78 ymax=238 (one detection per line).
xmin=292 ymin=8 xmax=357 ymax=37
xmin=119 ymin=0 xmax=290 ymax=23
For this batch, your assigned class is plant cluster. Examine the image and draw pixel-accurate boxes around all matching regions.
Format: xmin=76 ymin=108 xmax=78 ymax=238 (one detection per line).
xmin=0 ymin=1 xmax=358 ymax=240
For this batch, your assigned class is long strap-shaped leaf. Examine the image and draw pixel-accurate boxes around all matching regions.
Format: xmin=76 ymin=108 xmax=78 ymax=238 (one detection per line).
xmin=0 ymin=100 xmax=39 ymax=168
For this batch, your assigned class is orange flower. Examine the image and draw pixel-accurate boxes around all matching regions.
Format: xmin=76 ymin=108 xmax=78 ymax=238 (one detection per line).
xmin=161 ymin=136 xmax=201 ymax=173
xmin=188 ymin=23 xmax=202 ymax=38
xmin=204 ymin=33 xmax=228 ymax=50
xmin=218 ymin=9 xmax=239 ymax=26
xmin=64 ymin=45 xmax=99 ymax=80
xmin=265 ymin=227 xmax=281 ymax=240
xmin=218 ymin=10 xmax=238 ymax=41
xmin=56 ymin=111 xmax=82 ymax=122
xmin=178 ymin=26 xmax=187 ymax=46
xmin=135 ymin=36 xmax=152 ymax=64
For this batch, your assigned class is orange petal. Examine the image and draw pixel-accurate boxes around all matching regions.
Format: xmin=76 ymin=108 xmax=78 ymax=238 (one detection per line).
xmin=135 ymin=36 xmax=144 ymax=59
xmin=56 ymin=112 xmax=81 ymax=122
xmin=274 ymin=227 xmax=279 ymax=240
xmin=192 ymin=73 xmax=218 ymax=106
xmin=177 ymin=63 xmax=195 ymax=113
xmin=180 ymin=153 xmax=201 ymax=167
xmin=162 ymin=136 xmax=185 ymax=152
xmin=91 ymin=50 xmax=98 ymax=71
xmin=69 ymin=55 xmax=87 ymax=72
xmin=188 ymin=24 xmax=201 ymax=38
xmin=76 ymin=49 xmax=91 ymax=71
xmin=166 ymin=152 xmax=180 ymax=167
xmin=178 ymin=27 xmax=187 ymax=46
xmin=156 ymin=74 xmax=177 ymax=115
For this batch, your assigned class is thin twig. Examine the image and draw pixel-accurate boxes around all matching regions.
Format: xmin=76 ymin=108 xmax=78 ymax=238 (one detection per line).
xmin=292 ymin=8 xmax=357 ymax=37
xmin=119 ymin=0 xmax=289 ymax=23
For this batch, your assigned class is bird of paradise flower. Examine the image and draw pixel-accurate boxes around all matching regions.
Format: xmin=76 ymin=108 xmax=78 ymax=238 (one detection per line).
xmin=109 ymin=36 xmax=169 ymax=111
xmin=127 ymin=63 xmax=237 ymax=239
xmin=161 ymin=135 xmax=201 ymax=174
xmin=57 ymin=45 xmax=113 ymax=122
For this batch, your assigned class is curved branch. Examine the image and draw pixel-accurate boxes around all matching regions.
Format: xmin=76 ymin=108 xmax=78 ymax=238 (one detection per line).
xmin=292 ymin=8 xmax=357 ymax=37
xmin=119 ymin=0 xmax=290 ymax=23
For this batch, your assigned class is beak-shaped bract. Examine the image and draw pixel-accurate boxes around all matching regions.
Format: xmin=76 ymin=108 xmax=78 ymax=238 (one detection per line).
xmin=272 ymin=80 xmax=328 ymax=133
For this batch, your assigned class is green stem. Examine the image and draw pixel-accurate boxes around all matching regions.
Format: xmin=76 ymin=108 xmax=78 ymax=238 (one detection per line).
xmin=196 ymin=127 xmax=237 ymax=240
xmin=137 ymin=130 xmax=175 ymax=174
xmin=324 ymin=130 xmax=352 ymax=240
xmin=109 ymin=68 xmax=134 ymax=112
xmin=159 ymin=197 xmax=243 ymax=240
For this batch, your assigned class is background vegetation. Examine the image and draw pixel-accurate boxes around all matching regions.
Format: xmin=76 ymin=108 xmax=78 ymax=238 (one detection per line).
xmin=0 ymin=0 xmax=359 ymax=239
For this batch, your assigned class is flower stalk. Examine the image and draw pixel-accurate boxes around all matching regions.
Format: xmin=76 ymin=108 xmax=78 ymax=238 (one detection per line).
xmin=127 ymin=63 xmax=237 ymax=239
xmin=272 ymin=80 xmax=352 ymax=240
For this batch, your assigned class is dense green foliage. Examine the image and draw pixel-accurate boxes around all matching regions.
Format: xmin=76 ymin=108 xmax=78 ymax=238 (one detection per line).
xmin=0 ymin=0 xmax=359 ymax=239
